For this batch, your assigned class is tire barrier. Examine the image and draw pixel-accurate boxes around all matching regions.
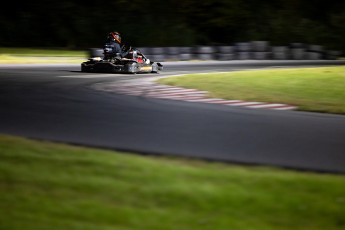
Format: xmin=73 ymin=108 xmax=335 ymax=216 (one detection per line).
xmin=251 ymin=41 xmax=269 ymax=52
xmin=290 ymin=48 xmax=306 ymax=60
xmin=306 ymin=45 xmax=323 ymax=60
xmin=235 ymin=42 xmax=252 ymax=52
xmin=88 ymin=41 xmax=342 ymax=61
xmin=235 ymin=42 xmax=251 ymax=60
xmin=89 ymin=48 xmax=104 ymax=58
xmin=216 ymin=46 xmax=235 ymax=60
xmin=165 ymin=47 xmax=180 ymax=61
xmin=194 ymin=46 xmax=216 ymax=60
xmin=272 ymin=46 xmax=289 ymax=60
xmin=145 ymin=47 xmax=166 ymax=62
xmin=178 ymin=47 xmax=192 ymax=61
xmin=324 ymin=50 xmax=341 ymax=60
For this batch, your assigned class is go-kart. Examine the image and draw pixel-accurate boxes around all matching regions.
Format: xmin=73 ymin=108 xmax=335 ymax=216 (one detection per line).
xmin=81 ymin=47 xmax=163 ymax=74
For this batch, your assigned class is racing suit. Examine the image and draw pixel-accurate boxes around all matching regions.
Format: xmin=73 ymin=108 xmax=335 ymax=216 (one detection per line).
xmin=103 ymin=41 xmax=129 ymax=59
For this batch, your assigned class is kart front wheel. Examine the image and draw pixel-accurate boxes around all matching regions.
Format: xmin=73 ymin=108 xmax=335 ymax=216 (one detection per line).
xmin=151 ymin=63 xmax=162 ymax=73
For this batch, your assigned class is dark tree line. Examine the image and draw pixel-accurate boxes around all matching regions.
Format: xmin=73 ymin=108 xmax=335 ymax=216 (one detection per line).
xmin=1 ymin=0 xmax=344 ymax=52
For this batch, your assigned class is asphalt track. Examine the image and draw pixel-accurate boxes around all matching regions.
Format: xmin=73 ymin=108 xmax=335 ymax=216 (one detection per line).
xmin=1 ymin=60 xmax=345 ymax=173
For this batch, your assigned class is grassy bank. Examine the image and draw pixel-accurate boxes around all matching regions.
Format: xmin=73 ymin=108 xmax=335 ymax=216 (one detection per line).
xmin=0 ymin=48 xmax=87 ymax=64
xmin=157 ymin=66 xmax=345 ymax=114
xmin=1 ymin=134 xmax=344 ymax=230
xmin=0 ymin=48 xmax=87 ymax=57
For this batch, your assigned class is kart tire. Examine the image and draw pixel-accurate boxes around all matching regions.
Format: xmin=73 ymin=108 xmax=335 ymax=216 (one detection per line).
xmin=81 ymin=63 xmax=90 ymax=72
xmin=125 ymin=62 xmax=139 ymax=74
xmin=151 ymin=63 xmax=159 ymax=73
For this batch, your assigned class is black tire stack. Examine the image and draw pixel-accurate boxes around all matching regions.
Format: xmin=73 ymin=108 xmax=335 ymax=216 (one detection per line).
xmin=178 ymin=47 xmax=193 ymax=61
xmin=289 ymin=43 xmax=306 ymax=60
xmin=87 ymin=41 xmax=342 ymax=62
xmin=251 ymin=41 xmax=270 ymax=60
xmin=272 ymin=46 xmax=289 ymax=60
xmin=89 ymin=48 xmax=104 ymax=58
xmin=306 ymin=45 xmax=323 ymax=60
xmin=324 ymin=50 xmax=341 ymax=60
xmin=234 ymin=42 xmax=252 ymax=60
xmin=216 ymin=46 xmax=235 ymax=60
xmin=194 ymin=46 xmax=216 ymax=60
xmin=165 ymin=47 xmax=180 ymax=61
xmin=149 ymin=47 xmax=166 ymax=62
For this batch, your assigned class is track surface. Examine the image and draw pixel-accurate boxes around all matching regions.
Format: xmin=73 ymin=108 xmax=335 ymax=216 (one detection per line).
xmin=1 ymin=60 xmax=345 ymax=173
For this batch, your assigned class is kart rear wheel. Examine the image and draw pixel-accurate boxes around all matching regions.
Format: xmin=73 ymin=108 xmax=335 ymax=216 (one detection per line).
xmin=81 ymin=63 xmax=90 ymax=72
xmin=125 ymin=62 xmax=139 ymax=74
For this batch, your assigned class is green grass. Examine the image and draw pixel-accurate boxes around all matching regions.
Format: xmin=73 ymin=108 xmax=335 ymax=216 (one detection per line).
xmin=0 ymin=48 xmax=87 ymax=57
xmin=0 ymin=47 xmax=88 ymax=64
xmin=1 ymin=134 xmax=344 ymax=230
xmin=157 ymin=66 xmax=345 ymax=114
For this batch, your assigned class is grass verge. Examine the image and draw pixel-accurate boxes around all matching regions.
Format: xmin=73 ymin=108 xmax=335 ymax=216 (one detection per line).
xmin=0 ymin=48 xmax=87 ymax=57
xmin=1 ymin=134 xmax=344 ymax=230
xmin=0 ymin=48 xmax=87 ymax=64
xmin=157 ymin=66 xmax=345 ymax=114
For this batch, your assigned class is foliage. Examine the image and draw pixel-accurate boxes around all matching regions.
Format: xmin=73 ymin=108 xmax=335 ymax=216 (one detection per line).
xmin=0 ymin=0 xmax=344 ymax=53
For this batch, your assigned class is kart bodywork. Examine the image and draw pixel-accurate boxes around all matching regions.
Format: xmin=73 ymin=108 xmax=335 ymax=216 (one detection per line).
xmin=81 ymin=49 xmax=163 ymax=74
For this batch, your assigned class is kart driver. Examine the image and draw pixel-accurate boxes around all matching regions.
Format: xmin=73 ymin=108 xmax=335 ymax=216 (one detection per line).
xmin=103 ymin=31 xmax=129 ymax=59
